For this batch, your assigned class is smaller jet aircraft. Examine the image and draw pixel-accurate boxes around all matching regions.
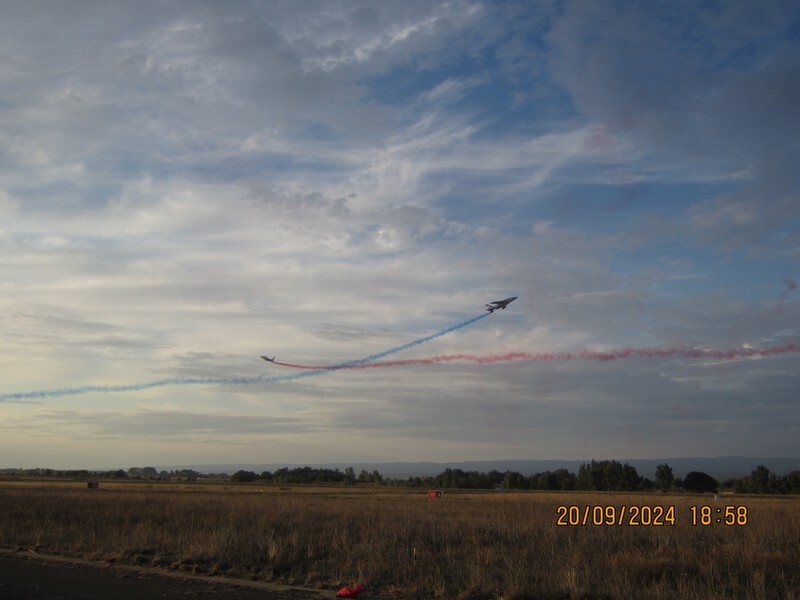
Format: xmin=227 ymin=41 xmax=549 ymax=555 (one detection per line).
xmin=260 ymin=356 xmax=276 ymax=363
xmin=485 ymin=296 xmax=517 ymax=312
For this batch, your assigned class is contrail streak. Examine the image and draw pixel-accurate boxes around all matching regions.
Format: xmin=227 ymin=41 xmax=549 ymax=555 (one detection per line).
xmin=273 ymin=343 xmax=800 ymax=370
xmin=0 ymin=312 xmax=491 ymax=401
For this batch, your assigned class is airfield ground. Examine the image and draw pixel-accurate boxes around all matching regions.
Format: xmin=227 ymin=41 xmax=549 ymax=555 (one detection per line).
xmin=0 ymin=480 xmax=798 ymax=599
xmin=0 ymin=548 xmax=329 ymax=599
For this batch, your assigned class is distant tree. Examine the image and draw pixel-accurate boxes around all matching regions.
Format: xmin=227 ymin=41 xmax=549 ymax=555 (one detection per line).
xmin=577 ymin=462 xmax=594 ymax=490
xmin=267 ymin=467 xmax=346 ymax=484
xmin=737 ymin=465 xmax=783 ymax=494
xmin=750 ymin=465 xmax=772 ymax=493
xmin=127 ymin=466 xmax=158 ymax=479
xmin=784 ymin=471 xmax=800 ymax=494
xmin=683 ymin=471 xmax=718 ymax=493
xmin=96 ymin=469 xmax=126 ymax=479
xmin=272 ymin=467 xmax=289 ymax=483
xmin=655 ymin=463 xmax=675 ymax=492
xmin=487 ymin=470 xmax=504 ymax=487
xmin=231 ymin=470 xmax=259 ymax=483
xmin=344 ymin=467 xmax=356 ymax=485
xmin=544 ymin=471 xmax=560 ymax=490
xmin=529 ymin=470 xmax=576 ymax=490
xmin=577 ymin=460 xmax=641 ymax=491
xmin=349 ymin=469 xmax=382 ymax=484
xmin=529 ymin=471 xmax=555 ymax=490
xmin=501 ymin=470 xmax=527 ymax=490
xmin=431 ymin=468 xmax=494 ymax=489
xmin=620 ymin=463 xmax=641 ymax=491
xmin=554 ymin=468 xmax=577 ymax=490
xmin=436 ymin=468 xmax=459 ymax=488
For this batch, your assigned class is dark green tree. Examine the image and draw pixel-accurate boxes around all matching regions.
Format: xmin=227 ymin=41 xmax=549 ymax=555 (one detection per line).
xmin=531 ymin=471 xmax=558 ymax=490
xmin=577 ymin=460 xmax=641 ymax=491
xmin=344 ymin=467 xmax=356 ymax=484
xmin=501 ymin=470 xmax=527 ymax=490
xmin=749 ymin=465 xmax=772 ymax=493
xmin=683 ymin=471 xmax=717 ymax=493
xmin=553 ymin=468 xmax=577 ymax=490
xmin=231 ymin=470 xmax=259 ymax=483
xmin=655 ymin=463 xmax=675 ymax=491
xmin=782 ymin=471 xmax=800 ymax=493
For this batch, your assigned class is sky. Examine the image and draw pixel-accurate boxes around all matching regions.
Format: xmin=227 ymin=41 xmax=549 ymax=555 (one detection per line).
xmin=1 ymin=0 xmax=799 ymax=470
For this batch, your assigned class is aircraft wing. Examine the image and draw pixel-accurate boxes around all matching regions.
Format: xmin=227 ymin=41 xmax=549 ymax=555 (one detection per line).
xmin=486 ymin=296 xmax=517 ymax=311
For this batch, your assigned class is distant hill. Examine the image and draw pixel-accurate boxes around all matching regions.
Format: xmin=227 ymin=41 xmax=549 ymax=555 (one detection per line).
xmin=166 ymin=457 xmax=800 ymax=481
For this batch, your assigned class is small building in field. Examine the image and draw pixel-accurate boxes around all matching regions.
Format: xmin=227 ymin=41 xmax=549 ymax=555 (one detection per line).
xmin=427 ymin=489 xmax=444 ymax=499
xmin=87 ymin=482 xmax=99 ymax=489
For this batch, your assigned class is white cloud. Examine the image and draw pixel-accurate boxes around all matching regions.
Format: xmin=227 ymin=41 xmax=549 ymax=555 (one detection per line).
xmin=548 ymin=0 xmax=800 ymax=256
xmin=1 ymin=1 xmax=798 ymax=467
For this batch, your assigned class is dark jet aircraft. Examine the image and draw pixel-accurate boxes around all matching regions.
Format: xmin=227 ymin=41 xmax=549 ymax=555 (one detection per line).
xmin=260 ymin=356 xmax=276 ymax=363
xmin=485 ymin=296 xmax=517 ymax=312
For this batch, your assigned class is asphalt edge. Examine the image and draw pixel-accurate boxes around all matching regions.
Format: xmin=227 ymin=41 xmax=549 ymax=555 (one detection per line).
xmin=0 ymin=546 xmax=334 ymax=597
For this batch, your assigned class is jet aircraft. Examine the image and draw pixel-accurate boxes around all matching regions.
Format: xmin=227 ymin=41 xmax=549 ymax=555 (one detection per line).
xmin=260 ymin=356 xmax=276 ymax=363
xmin=485 ymin=296 xmax=517 ymax=312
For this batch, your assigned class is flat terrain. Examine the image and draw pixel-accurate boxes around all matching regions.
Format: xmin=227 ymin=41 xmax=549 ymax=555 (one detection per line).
xmin=1 ymin=480 xmax=799 ymax=599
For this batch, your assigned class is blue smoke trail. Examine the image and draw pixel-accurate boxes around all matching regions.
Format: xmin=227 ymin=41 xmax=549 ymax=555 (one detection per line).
xmin=325 ymin=311 xmax=490 ymax=370
xmin=0 ymin=312 xmax=490 ymax=401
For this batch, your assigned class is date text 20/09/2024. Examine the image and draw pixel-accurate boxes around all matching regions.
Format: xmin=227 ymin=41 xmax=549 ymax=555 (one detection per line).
xmin=556 ymin=505 xmax=749 ymax=527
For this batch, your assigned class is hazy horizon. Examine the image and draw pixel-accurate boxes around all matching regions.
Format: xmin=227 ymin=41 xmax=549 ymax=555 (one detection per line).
xmin=4 ymin=456 xmax=800 ymax=482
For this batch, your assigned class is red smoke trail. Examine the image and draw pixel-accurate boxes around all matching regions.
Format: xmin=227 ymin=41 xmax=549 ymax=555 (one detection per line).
xmin=273 ymin=344 xmax=800 ymax=371
xmin=780 ymin=277 xmax=797 ymax=301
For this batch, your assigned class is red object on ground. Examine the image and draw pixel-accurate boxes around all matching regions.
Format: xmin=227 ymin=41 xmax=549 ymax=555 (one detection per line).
xmin=336 ymin=584 xmax=363 ymax=598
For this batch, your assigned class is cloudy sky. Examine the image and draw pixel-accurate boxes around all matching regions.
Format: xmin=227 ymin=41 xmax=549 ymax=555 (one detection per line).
xmin=2 ymin=1 xmax=799 ymax=469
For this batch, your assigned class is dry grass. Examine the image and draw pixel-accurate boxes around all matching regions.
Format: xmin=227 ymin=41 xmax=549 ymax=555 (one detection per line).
xmin=1 ymin=481 xmax=799 ymax=599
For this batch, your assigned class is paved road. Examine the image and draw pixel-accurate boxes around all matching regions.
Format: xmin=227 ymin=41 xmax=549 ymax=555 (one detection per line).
xmin=0 ymin=551 xmax=329 ymax=600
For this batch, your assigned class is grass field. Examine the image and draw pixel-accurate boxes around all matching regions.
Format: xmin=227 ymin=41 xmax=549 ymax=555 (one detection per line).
xmin=1 ymin=480 xmax=798 ymax=599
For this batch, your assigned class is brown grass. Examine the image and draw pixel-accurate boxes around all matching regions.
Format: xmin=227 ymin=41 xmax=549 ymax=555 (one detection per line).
xmin=1 ymin=481 xmax=799 ymax=599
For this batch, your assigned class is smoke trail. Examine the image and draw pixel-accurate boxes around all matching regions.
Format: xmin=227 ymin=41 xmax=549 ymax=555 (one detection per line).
xmin=273 ymin=343 xmax=800 ymax=370
xmin=0 ymin=312 xmax=491 ymax=401
xmin=317 ymin=312 xmax=490 ymax=370
xmin=0 ymin=370 xmax=332 ymax=401
xmin=780 ymin=277 xmax=797 ymax=301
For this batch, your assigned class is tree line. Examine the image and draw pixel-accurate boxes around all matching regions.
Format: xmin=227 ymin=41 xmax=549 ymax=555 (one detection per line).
xmin=230 ymin=460 xmax=800 ymax=494
xmin=4 ymin=462 xmax=800 ymax=493
xmin=0 ymin=467 xmax=215 ymax=481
